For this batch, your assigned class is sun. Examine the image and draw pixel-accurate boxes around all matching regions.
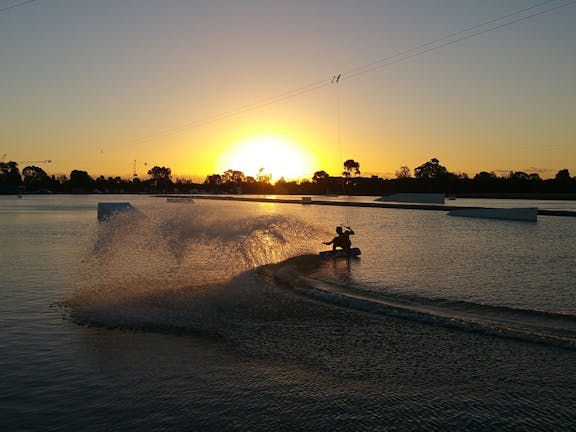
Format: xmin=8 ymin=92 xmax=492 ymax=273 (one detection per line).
xmin=219 ymin=133 xmax=316 ymax=181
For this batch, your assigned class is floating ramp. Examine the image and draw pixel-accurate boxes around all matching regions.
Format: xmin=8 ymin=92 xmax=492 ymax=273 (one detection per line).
xmin=376 ymin=193 xmax=445 ymax=204
xmin=97 ymin=202 xmax=136 ymax=221
xmin=447 ymin=207 xmax=538 ymax=222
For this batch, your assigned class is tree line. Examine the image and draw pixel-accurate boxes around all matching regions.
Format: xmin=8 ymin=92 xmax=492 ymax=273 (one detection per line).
xmin=1 ymin=158 xmax=575 ymax=196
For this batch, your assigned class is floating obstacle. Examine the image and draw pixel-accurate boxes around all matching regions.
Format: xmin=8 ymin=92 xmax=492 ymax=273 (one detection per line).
xmin=375 ymin=193 xmax=445 ymax=204
xmin=447 ymin=207 xmax=538 ymax=222
xmin=97 ymin=202 xmax=136 ymax=221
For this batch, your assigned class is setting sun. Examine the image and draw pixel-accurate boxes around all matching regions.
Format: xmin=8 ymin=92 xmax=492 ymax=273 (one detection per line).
xmin=218 ymin=134 xmax=316 ymax=181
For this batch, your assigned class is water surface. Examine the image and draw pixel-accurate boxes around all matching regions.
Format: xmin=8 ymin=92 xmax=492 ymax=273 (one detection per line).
xmin=2 ymin=194 xmax=575 ymax=431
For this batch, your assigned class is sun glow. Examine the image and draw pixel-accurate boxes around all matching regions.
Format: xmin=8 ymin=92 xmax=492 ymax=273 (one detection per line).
xmin=219 ymin=134 xmax=316 ymax=181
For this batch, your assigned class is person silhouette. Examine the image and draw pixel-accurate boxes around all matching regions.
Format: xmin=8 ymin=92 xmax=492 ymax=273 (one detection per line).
xmin=323 ymin=225 xmax=354 ymax=251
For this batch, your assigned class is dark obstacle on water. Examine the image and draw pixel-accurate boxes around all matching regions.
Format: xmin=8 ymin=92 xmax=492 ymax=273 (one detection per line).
xmin=177 ymin=195 xmax=576 ymax=218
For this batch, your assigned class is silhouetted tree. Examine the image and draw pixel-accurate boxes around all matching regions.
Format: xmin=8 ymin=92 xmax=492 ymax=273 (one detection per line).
xmin=94 ymin=175 xmax=107 ymax=191
xmin=312 ymin=170 xmax=330 ymax=183
xmin=503 ymin=171 xmax=542 ymax=193
xmin=109 ymin=176 xmax=124 ymax=191
xmin=222 ymin=169 xmax=245 ymax=185
xmin=147 ymin=166 xmax=172 ymax=183
xmin=69 ymin=170 xmax=94 ymax=191
xmin=472 ymin=171 xmax=498 ymax=192
xmin=528 ymin=173 xmax=542 ymax=182
xmin=204 ymin=174 xmax=222 ymax=185
xmin=555 ymin=169 xmax=571 ymax=182
xmin=474 ymin=171 xmax=498 ymax=181
xmin=414 ymin=158 xmax=449 ymax=180
xmin=147 ymin=165 xmax=172 ymax=192
xmin=131 ymin=177 xmax=142 ymax=192
xmin=273 ymin=177 xmax=300 ymax=194
xmin=343 ymin=159 xmax=360 ymax=177
xmin=22 ymin=166 xmax=50 ymax=190
xmin=204 ymin=174 xmax=223 ymax=192
xmin=395 ymin=165 xmax=411 ymax=179
xmin=256 ymin=168 xmax=271 ymax=184
xmin=507 ymin=171 xmax=532 ymax=186
xmin=0 ymin=161 xmax=22 ymax=185
xmin=54 ymin=175 xmax=68 ymax=187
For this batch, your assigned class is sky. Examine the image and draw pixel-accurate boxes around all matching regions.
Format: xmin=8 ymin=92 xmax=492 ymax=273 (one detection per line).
xmin=1 ymin=0 xmax=575 ymax=182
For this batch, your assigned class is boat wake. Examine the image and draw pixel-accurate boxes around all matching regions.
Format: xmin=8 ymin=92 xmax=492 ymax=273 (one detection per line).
xmin=276 ymin=263 xmax=576 ymax=349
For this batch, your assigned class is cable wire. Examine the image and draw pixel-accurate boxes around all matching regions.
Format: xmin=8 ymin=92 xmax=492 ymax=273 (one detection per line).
xmin=345 ymin=0 xmax=576 ymax=80
xmin=121 ymin=0 xmax=576 ymax=144
xmin=0 ymin=0 xmax=42 ymax=16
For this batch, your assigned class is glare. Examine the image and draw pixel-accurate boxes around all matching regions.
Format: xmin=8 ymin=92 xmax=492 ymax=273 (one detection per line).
xmin=220 ymin=134 xmax=315 ymax=181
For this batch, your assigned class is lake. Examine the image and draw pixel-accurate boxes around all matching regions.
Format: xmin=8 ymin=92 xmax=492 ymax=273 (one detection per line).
xmin=2 ymin=194 xmax=575 ymax=431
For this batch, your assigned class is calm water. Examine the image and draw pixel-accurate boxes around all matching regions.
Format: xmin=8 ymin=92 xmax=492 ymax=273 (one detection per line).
xmin=2 ymin=194 xmax=576 ymax=431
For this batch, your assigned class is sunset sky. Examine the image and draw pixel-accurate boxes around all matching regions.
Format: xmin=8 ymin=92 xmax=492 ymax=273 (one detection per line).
xmin=2 ymin=0 xmax=575 ymax=182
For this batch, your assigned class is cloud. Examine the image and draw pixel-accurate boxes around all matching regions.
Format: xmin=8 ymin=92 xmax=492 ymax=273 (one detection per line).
xmin=526 ymin=167 xmax=553 ymax=175
xmin=494 ymin=167 xmax=553 ymax=176
xmin=494 ymin=169 xmax=512 ymax=176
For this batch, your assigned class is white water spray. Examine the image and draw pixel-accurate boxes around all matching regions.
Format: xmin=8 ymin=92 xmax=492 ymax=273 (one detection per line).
xmin=71 ymin=202 xmax=325 ymax=309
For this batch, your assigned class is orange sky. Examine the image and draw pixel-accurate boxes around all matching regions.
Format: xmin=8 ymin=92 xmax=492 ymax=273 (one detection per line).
xmin=2 ymin=1 xmax=575 ymax=181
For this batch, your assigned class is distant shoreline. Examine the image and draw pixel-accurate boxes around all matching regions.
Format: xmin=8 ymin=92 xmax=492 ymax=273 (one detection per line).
xmin=170 ymin=194 xmax=576 ymax=218
xmin=4 ymin=191 xmax=576 ymax=200
xmin=449 ymin=193 xmax=576 ymax=200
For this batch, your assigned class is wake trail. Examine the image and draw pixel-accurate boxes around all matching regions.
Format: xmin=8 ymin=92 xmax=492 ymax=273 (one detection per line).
xmin=276 ymin=265 xmax=576 ymax=349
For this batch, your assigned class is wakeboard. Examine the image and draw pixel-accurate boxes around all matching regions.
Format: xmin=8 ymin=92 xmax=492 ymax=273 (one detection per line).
xmin=319 ymin=247 xmax=361 ymax=259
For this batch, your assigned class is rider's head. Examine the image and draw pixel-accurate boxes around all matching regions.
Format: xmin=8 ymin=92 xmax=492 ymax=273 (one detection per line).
xmin=336 ymin=226 xmax=343 ymax=234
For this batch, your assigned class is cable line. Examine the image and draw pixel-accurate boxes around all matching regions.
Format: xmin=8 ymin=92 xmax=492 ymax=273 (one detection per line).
xmin=0 ymin=0 xmax=42 ymax=16
xmin=126 ymin=0 xmax=576 ymax=145
xmin=345 ymin=0 xmax=576 ymax=81
xmin=129 ymin=79 xmax=331 ymax=145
